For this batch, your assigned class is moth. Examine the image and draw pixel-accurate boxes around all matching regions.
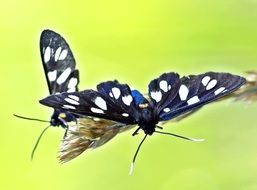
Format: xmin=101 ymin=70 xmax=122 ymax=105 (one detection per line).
xmin=15 ymin=29 xmax=80 ymax=159
xmin=40 ymin=72 xmax=245 ymax=172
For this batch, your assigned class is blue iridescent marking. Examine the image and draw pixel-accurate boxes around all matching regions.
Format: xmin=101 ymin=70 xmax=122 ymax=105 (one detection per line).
xmin=131 ymin=90 xmax=148 ymax=105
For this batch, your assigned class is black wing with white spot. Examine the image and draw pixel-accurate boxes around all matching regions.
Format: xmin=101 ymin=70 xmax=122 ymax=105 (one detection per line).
xmin=148 ymin=72 xmax=181 ymax=112
xmin=40 ymin=81 xmax=140 ymax=124
xmin=40 ymin=29 xmax=79 ymax=94
xmin=149 ymin=72 xmax=246 ymax=121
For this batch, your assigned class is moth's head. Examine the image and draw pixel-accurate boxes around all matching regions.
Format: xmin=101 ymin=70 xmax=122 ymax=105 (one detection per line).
xmin=138 ymin=109 xmax=158 ymax=135
xmin=50 ymin=110 xmax=61 ymax=126
xmin=50 ymin=109 xmax=76 ymax=128
xmin=141 ymin=125 xmax=156 ymax=135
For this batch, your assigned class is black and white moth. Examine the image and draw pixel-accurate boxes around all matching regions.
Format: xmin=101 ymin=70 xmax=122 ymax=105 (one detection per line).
xmin=40 ymin=71 xmax=246 ymax=171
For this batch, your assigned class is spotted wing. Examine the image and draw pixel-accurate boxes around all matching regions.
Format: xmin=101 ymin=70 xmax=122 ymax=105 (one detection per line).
xmin=148 ymin=72 xmax=246 ymax=121
xmin=39 ymin=81 xmax=141 ymax=124
xmin=40 ymin=29 xmax=79 ymax=94
xmin=60 ymin=117 xmax=135 ymax=162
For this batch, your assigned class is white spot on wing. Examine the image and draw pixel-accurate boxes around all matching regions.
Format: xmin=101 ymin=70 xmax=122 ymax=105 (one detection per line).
xmin=62 ymin=105 xmax=76 ymax=109
xmin=214 ymin=87 xmax=226 ymax=95
xmin=91 ymin=107 xmax=104 ymax=114
xmin=201 ymin=76 xmax=211 ymax=86
xmin=111 ymin=87 xmax=121 ymax=99
xmin=159 ymin=80 xmax=168 ymax=92
xmin=68 ymin=95 xmax=79 ymax=101
xmin=67 ymin=87 xmax=76 ymax=92
xmin=64 ymin=98 xmax=79 ymax=105
xmin=179 ymin=85 xmax=189 ymax=101
xmin=59 ymin=49 xmax=68 ymax=60
xmin=150 ymin=91 xmax=162 ymax=102
xmin=109 ymin=92 xmax=113 ymax=98
xmin=163 ymin=108 xmax=170 ymax=113
xmin=47 ymin=70 xmax=57 ymax=81
xmin=206 ymin=79 xmax=217 ymax=90
xmin=122 ymin=95 xmax=133 ymax=106
xmin=44 ymin=46 xmax=51 ymax=63
xmin=68 ymin=77 xmax=78 ymax=89
xmin=122 ymin=113 xmax=129 ymax=117
xmin=57 ymin=67 xmax=72 ymax=84
xmin=54 ymin=47 xmax=62 ymax=62
xmin=187 ymin=96 xmax=200 ymax=105
xmin=94 ymin=97 xmax=107 ymax=110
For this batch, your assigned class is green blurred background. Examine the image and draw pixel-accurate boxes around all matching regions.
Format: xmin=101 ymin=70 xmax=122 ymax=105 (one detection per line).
xmin=1 ymin=0 xmax=257 ymax=189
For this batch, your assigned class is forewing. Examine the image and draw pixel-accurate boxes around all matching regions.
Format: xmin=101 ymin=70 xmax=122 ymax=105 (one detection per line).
xmin=40 ymin=81 xmax=140 ymax=124
xmin=40 ymin=29 xmax=79 ymax=94
xmin=149 ymin=72 xmax=246 ymax=121
xmin=148 ymin=72 xmax=181 ymax=111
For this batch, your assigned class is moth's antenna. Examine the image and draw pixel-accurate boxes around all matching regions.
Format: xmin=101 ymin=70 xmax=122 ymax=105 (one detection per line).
xmin=129 ymin=134 xmax=147 ymax=175
xmin=14 ymin=114 xmax=52 ymax=160
xmin=14 ymin=114 xmax=50 ymax=123
xmin=31 ymin=125 xmax=51 ymax=161
xmin=155 ymin=130 xmax=204 ymax=142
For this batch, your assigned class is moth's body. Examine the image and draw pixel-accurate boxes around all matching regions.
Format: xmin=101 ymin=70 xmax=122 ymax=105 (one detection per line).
xmin=131 ymin=90 xmax=158 ymax=135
